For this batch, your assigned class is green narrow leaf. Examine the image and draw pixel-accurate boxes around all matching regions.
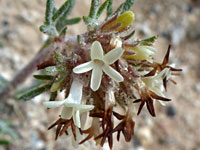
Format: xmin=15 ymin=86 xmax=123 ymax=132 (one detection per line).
xmin=0 ymin=75 xmax=8 ymax=85
xmin=0 ymin=75 xmax=8 ymax=90
xmin=0 ymin=140 xmax=10 ymax=145
xmin=56 ymin=17 xmax=81 ymax=32
xmin=0 ymin=120 xmax=18 ymax=140
xmin=39 ymin=24 xmax=59 ymax=37
xmin=50 ymin=74 xmax=66 ymax=92
xmin=64 ymin=18 xmax=81 ymax=25
xmin=55 ymin=0 xmax=76 ymax=33
xmin=61 ymin=0 xmax=75 ymax=19
xmin=0 ymin=41 xmax=4 ymax=48
xmin=45 ymin=0 xmax=55 ymax=25
xmin=54 ymin=51 xmax=65 ymax=63
xmin=83 ymin=16 xmax=92 ymax=24
xmin=96 ymin=1 xmax=109 ymax=19
xmin=106 ymin=0 xmax=113 ymax=18
xmin=49 ymin=92 xmax=57 ymax=101
xmin=53 ymin=7 xmax=57 ymax=15
xmin=141 ymin=35 xmax=158 ymax=45
xmin=116 ymin=0 xmax=136 ymax=14
xmin=52 ymin=0 xmax=70 ymax=21
xmin=33 ymin=75 xmax=54 ymax=80
xmin=45 ymin=66 xmax=65 ymax=73
xmin=17 ymin=84 xmax=51 ymax=101
xmin=89 ymin=0 xmax=100 ymax=19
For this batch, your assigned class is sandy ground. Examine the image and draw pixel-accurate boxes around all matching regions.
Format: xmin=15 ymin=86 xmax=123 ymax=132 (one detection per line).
xmin=0 ymin=0 xmax=200 ymax=150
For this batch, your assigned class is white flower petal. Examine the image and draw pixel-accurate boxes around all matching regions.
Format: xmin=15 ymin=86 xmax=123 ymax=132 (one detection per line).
xmin=140 ymin=47 xmax=155 ymax=56
xmin=61 ymin=107 xmax=73 ymax=119
xmin=67 ymin=79 xmax=83 ymax=104
xmin=71 ymin=127 xmax=83 ymax=148
xmin=91 ymin=41 xmax=104 ymax=60
xmin=90 ymin=64 xmax=103 ymax=91
xmin=73 ymin=109 xmax=81 ymax=128
xmin=156 ymin=68 xmax=170 ymax=79
xmin=64 ymin=102 xmax=81 ymax=107
xmin=73 ymin=61 xmax=93 ymax=74
xmin=78 ymin=104 xmax=94 ymax=112
xmin=103 ymin=47 xmax=124 ymax=64
xmin=103 ymin=65 xmax=124 ymax=82
xmin=43 ymin=99 xmax=66 ymax=108
xmin=80 ymin=112 xmax=87 ymax=129
xmin=143 ymin=46 xmax=156 ymax=52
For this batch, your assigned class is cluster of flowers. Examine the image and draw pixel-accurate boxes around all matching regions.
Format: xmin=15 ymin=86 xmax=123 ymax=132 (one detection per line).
xmin=38 ymin=11 xmax=182 ymax=149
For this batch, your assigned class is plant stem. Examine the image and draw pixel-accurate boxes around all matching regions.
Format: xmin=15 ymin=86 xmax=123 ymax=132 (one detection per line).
xmin=0 ymin=35 xmax=78 ymax=102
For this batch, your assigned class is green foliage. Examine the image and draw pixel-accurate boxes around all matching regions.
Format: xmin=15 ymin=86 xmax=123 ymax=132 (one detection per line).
xmin=116 ymin=0 xmax=136 ymax=14
xmin=83 ymin=0 xmax=136 ymax=30
xmin=49 ymin=92 xmax=57 ymax=101
xmin=33 ymin=75 xmax=54 ymax=80
xmin=56 ymin=17 xmax=81 ymax=33
xmin=0 ymin=41 xmax=4 ymax=48
xmin=96 ymin=1 xmax=109 ymax=19
xmin=45 ymin=0 xmax=55 ymax=25
xmin=45 ymin=66 xmax=65 ymax=74
xmin=89 ymin=0 xmax=100 ymax=19
xmin=16 ymin=84 xmax=51 ymax=101
xmin=140 ymin=35 xmax=158 ymax=45
xmin=52 ymin=0 xmax=70 ymax=21
xmin=54 ymin=51 xmax=65 ymax=63
xmin=0 ymin=119 xmax=18 ymax=145
xmin=83 ymin=0 xmax=110 ymax=27
xmin=40 ymin=0 xmax=80 ymax=37
xmin=50 ymin=74 xmax=66 ymax=92
xmin=0 ymin=140 xmax=10 ymax=145
xmin=0 ymin=75 xmax=8 ymax=91
xmin=106 ymin=0 xmax=113 ymax=19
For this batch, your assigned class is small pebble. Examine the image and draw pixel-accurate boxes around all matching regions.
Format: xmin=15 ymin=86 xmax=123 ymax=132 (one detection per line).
xmin=166 ymin=105 xmax=176 ymax=118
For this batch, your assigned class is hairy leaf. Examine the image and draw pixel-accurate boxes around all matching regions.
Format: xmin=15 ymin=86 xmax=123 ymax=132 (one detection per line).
xmin=0 ymin=41 xmax=3 ymax=48
xmin=116 ymin=0 xmax=136 ymax=14
xmin=45 ymin=0 xmax=55 ymax=25
xmin=49 ymin=92 xmax=58 ymax=101
xmin=140 ymin=35 xmax=158 ymax=45
xmin=40 ymin=24 xmax=59 ymax=37
xmin=89 ymin=0 xmax=100 ymax=19
xmin=62 ymin=0 xmax=75 ymax=19
xmin=17 ymin=84 xmax=51 ymax=101
xmin=83 ymin=16 xmax=93 ymax=24
xmin=45 ymin=66 xmax=65 ymax=73
xmin=50 ymin=74 xmax=66 ymax=92
xmin=0 ymin=140 xmax=10 ymax=145
xmin=107 ymin=0 xmax=113 ymax=18
xmin=0 ymin=75 xmax=8 ymax=90
xmin=0 ymin=120 xmax=18 ymax=140
xmin=33 ymin=75 xmax=54 ymax=80
xmin=52 ymin=0 xmax=70 ymax=21
xmin=56 ymin=17 xmax=81 ymax=32
xmin=54 ymin=51 xmax=65 ymax=63
xmin=96 ymin=1 xmax=109 ymax=19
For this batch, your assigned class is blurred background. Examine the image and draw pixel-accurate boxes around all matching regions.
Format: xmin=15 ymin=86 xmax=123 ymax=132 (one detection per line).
xmin=0 ymin=0 xmax=200 ymax=150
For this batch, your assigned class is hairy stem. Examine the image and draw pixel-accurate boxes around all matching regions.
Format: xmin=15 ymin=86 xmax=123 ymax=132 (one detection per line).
xmin=0 ymin=36 xmax=78 ymax=102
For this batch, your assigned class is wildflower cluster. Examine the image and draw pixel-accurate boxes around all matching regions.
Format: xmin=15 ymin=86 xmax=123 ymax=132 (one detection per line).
xmin=18 ymin=0 xmax=182 ymax=149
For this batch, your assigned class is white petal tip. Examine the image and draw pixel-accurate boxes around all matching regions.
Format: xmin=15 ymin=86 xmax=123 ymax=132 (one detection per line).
xmin=43 ymin=100 xmax=66 ymax=108
xmin=91 ymin=85 xmax=99 ymax=91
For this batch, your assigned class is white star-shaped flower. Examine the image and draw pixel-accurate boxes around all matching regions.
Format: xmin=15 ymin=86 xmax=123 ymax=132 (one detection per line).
xmin=142 ymin=68 xmax=170 ymax=105
xmin=43 ymin=78 xmax=94 ymax=128
xmin=73 ymin=41 xmax=124 ymax=91
xmin=124 ymin=45 xmax=156 ymax=63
